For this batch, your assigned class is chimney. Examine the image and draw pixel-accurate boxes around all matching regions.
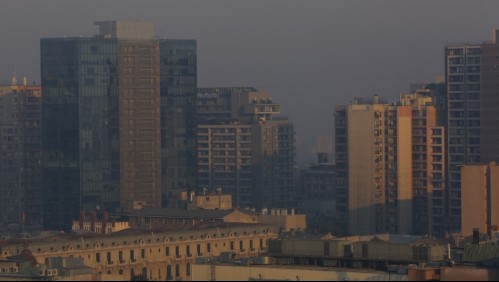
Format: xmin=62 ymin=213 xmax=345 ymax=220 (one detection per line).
xmin=102 ymin=212 xmax=109 ymax=235
xmin=91 ymin=211 xmax=97 ymax=233
xmin=79 ymin=211 xmax=85 ymax=229
xmin=473 ymin=228 xmax=480 ymax=244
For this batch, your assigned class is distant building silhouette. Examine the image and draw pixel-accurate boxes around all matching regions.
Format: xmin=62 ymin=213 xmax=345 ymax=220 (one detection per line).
xmin=480 ymin=29 xmax=499 ymax=163
xmin=196 ymin=87 xmax=296 ymax=209
xmin=0 ymin=82 xmax=42 ymax=232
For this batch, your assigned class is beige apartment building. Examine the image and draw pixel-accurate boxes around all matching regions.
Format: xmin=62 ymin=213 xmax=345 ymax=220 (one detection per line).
xmin=345 ymin=100 xmax=393 ymax=235
xmin=400 ymin=93 xmax=446 ymax=236
xmin=335 ymin=96 xmax=413 ymax=235
xmin=335 ymin=94 xmax=445 ymax=236
xmin=461 ymin=162 xmax=499 ymax=237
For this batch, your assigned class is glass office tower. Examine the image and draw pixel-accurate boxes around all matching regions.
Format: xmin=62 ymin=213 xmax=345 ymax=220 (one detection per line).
xmin=159 ymin=40 xmax=198 ymax=206
xmin=41 ymin=21 xmax=166 ymax=230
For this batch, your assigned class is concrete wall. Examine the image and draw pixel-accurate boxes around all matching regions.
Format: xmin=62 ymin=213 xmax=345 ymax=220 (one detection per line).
xmin=347 ymin=104 xmax=381 ymax=235
xmin=224 ymin=210 xmax=258 ymax=224
xmin=258 ymin=214 xmax=306 ymax=232
xmin=490 ymin=165 xmax=499 ymax=231
xmin=397 ymin=106 xmax=413 ymax=235
xmin=440 ymin=266 xmax=499 ymax=281
xmin=191 ymin=264 xmax=407 ymax=281
xmin=461 ymin=165 xmax=487 ymax=237
xmin=189 ymin=195 xmax=233 ymax=210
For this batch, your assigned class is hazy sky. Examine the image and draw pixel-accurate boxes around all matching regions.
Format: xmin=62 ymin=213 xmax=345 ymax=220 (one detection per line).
xmin=2 ymin=0 xmax=499 ymax=165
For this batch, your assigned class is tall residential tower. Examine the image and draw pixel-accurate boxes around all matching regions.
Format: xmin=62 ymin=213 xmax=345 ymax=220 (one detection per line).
xmin=197 ymin=87 xmax=296 ymax=209
xmin=444 ymin=43 xmax=482 ymax=233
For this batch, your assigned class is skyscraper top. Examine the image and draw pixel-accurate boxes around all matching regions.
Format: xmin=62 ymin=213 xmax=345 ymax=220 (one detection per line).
xmin=94 ymin=20 xmax=155 ymax=39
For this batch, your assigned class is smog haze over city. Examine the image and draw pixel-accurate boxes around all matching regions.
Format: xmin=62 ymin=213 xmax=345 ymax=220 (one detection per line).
xmin=3 ymin=0 xmax=499 ymax=165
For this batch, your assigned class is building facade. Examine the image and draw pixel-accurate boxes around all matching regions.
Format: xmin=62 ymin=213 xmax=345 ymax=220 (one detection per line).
xmin=41 ymin=21 xmax=194 ymax=230
xmin=0 ymin=82 xmax=42 ymax=232
xmin=399 ymin=93 xmax=446 ymax=236
xmin=160 ymin=39 xmax=198 ymax=206
xmin=302 ymin=154 xmax=336 ymax=211
xmin=197 ymin=88 xmax=296 ymax=209
xmin=0 ymin=225 xmax=276 ymax=281
xmin=461 ymin=162 xmax=499 ymax=237
xmin=480 ymin=29 xmax=499 ymax=163
xmin=445 ymin=43 xmax=482 ymax=233
xmin=335 ymin=94 xmax=445 ymax=236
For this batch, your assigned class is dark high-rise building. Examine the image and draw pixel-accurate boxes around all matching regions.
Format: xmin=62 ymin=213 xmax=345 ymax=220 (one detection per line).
xmin=160 ymin=40 xmax=197 ymax=206
xmin=41 ymin=21 xmax=193 ymax=230
xmin=444 ymin=43 xmax=482 ymax=233
xmin=0 ymin=81 xmax=43 ymax=232
xmin=481 ymin=29 xmax=499 ymax=163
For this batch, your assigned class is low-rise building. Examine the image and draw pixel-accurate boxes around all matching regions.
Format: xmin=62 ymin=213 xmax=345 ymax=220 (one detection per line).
xmin=126 ymin=208 xmax=258 ymax=229
xmin=258 ymin=208 xmax=306 ymax=233
xmin=0 ymin=223 xmax=277 ymax=281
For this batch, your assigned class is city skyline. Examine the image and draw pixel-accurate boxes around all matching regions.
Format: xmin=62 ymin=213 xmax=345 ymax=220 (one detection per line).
xmin=3 ymin=0 xmax=499 ymax=164
xmin=2 ymin=2 xmax=499 ymax=281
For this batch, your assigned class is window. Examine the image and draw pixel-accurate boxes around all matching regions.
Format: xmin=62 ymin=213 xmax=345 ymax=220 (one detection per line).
xmin=166 ymin=247 xmax=170 ymax=256
xmin=167 ymin=265 xmax=172 ymax=280
xmin=362 ymin=244 xmax=368 ymax=257
xmin=96 ymin=253 xmax=100 ymax=263
xmin=141 ymin=249 xmax=145 ymax=259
